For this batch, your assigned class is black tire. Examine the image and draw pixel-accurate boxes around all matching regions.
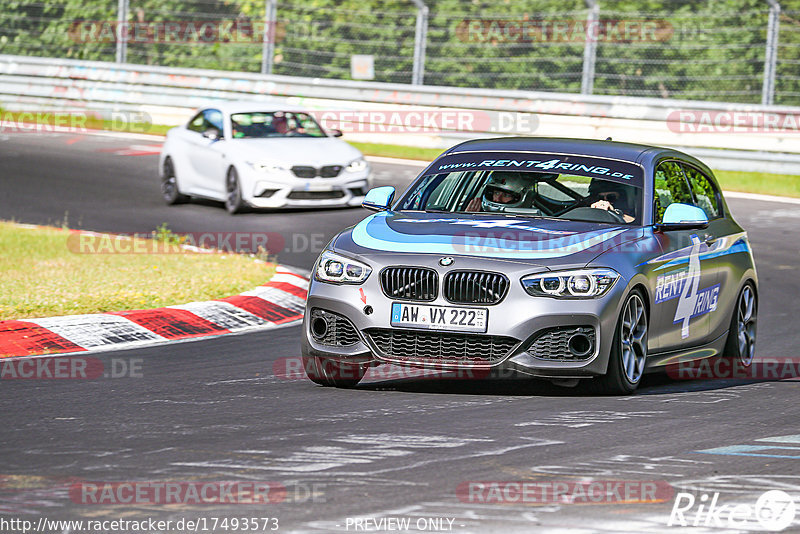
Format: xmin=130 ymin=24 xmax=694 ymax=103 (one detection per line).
xmin=723 ymin=282 xmax=757 ymax=367
xmin=595 ymin=289 xmax=649 ymax=395
xmin=303 ymin=356 xmax=366 ymax=388
xmin=161 ymin=158 xmax=189 ymax=205
xmin=225 ymin=167 xmax=247 ymax=214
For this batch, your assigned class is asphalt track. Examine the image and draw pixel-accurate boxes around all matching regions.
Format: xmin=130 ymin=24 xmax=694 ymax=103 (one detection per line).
xmin=2 ymin=132 xmax=800 ymax=533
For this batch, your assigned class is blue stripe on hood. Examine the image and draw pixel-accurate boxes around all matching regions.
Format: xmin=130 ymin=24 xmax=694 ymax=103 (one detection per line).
xmin=351 ymin=213 xmax=628 ymax=259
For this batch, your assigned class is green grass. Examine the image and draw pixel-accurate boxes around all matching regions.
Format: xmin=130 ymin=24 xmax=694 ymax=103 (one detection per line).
xmin=713 ymin=170 xmax=800 ymax=199
xmin=0 ymin=222 xmax=275 ymax=320
xmin=349 ymin=142 xmax=445 ymax=161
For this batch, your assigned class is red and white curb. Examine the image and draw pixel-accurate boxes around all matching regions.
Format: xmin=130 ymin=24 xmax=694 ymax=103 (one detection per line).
xmin=0 ymin=266 xmax=309 ymax=359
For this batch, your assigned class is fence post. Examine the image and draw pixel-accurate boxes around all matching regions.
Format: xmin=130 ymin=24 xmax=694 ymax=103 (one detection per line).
xmin=115 ymin=0 xmax=128 ymax=63
xmin=261 ymin=0 xmax=278 ymax=75
xmin=762 ymin=0 xmax=780 ymax=106
xmin=581 ymin=0 xmax=599 ymax=95
xmin=411 ymin=0 xmax=428 ymax=85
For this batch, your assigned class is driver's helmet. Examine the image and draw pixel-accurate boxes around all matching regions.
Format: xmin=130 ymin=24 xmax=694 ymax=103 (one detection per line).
xmin=481 ymin=171 xmax=533 ymax=212
xmin=588 ymin=178 xmax=632 ymax=214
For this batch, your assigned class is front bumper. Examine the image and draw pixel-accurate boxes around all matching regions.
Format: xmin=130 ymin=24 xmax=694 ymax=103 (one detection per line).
xmin=241 ymin=167 xmax=371 ymax=208
xmin=301 ymin=258 xmax=630 ymax=378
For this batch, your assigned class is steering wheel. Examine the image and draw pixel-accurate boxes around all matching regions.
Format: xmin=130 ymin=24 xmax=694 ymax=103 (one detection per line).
xmin=561 ymin=206 xmax=625 ymax=223
xmin=601 ymin=207 xmax=626 ymax=223
xmin=552 ymin=195 xmax=594 ymax=217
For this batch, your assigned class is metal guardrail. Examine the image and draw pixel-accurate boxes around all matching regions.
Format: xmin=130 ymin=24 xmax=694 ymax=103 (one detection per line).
xmin=1 ymin=54 xmax=799 ymax=175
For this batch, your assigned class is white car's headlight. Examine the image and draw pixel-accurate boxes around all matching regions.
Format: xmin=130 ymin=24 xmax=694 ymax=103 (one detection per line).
xmin=315 ymin=250 xmax=372 ymax=284
xmin=522 ymin=268 xmax=619 ymax=298
xmin=248 ymin=161 xmax=287 ymax=173
xmin=345 ymin=158 xmax=368 ymax=173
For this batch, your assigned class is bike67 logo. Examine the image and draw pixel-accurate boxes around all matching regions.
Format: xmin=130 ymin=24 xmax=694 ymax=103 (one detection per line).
xmin=669 ymin=490 xmax=796 ymax=531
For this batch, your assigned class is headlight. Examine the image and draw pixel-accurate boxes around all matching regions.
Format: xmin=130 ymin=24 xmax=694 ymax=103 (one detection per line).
xmin=345 ymin=158 xmax=368 ymax=173
xmin=315 ymin=250 xmax=372 ymax=284
xmin=521 ymin=268 xmax=619 ymax=298
xmin=248 ymin=161 xmax=287 ymax=173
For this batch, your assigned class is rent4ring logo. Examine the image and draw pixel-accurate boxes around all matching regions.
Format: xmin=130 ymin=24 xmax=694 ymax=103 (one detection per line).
xmin=655 ymin=236 xmax=719 ymax=339
xmin=668 ymin=490 xmax=797 ymax=531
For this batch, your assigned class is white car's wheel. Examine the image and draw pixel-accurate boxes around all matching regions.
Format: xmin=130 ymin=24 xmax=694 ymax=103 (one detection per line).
xmin=225 ymin=167 xmax=247 ymax=215
xmin=161 ymin=157 xmax=189 ymax=205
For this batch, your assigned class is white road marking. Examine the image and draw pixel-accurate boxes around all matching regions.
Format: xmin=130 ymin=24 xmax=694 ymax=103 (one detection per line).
xmin=515 ymin=411 xmax=666 ymax=428
xmin=171 ymin=435 xmax=561 ymax=477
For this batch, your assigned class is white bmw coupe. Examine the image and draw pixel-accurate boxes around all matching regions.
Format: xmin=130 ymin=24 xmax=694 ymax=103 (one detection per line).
xmin=158 ymin=102 xmax=372 ymax=214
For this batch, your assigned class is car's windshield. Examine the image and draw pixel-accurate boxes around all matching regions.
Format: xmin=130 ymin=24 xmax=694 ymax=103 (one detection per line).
xmin=397 ymin=169 xmax=643 ymax=225
xmin=230 ymin=111 xmax=327 ymax=138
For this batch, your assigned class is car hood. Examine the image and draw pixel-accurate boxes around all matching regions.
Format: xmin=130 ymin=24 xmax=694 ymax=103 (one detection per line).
xmin=333 ymin=211 xmax=644 ymax=268
xmin=226 ymin=137 xmax=362 ymax=165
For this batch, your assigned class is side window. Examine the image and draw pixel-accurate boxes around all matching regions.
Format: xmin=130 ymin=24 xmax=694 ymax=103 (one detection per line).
xmin=187 ymin=112 xmax=206 ymax=133
xmin=428 ymin=171 xmax=484 ymax=210
xmin=203 ymin=109 xmax=224 ymax=133
xmin=399 ymin=174 xmax=441 ymax=211
xmin=683 ymin=165 xmax=721 ymax=219
xmin=653 ymin=161 xmax=693 ymax=224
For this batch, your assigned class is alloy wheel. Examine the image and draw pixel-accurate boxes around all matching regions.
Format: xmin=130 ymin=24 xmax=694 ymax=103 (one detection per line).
xmin=621 ymin=293 xmax=648 ymax=384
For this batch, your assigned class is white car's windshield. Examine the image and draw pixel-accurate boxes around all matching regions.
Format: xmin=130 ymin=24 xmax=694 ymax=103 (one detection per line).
xmin=231 ymin=111 xmax=327 ymax=139
xmin=398 ymin=170 xmax=643 ymax=224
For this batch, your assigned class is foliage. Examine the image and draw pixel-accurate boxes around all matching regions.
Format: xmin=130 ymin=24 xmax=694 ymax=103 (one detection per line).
xmin=1 ymin=0 xmax=797 ymax=104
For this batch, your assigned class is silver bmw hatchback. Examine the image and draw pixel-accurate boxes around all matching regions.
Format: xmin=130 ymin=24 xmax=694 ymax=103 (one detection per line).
xmin=301 ymin=138 xmax=758 ymax=394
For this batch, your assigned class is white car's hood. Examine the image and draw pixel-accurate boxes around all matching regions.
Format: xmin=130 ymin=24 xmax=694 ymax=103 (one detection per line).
xmin=227 ymin=137 xmax=363 ymax=166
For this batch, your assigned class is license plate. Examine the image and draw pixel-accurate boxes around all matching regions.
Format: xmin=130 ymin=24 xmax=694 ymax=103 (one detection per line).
xmin=304 ymin=182 xmax=333 ymax=192
xmin=390 ymin=303 xmax=488 ymax=333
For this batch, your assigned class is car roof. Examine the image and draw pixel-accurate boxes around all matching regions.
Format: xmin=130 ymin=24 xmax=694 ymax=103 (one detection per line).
xmin=199 ymin=101 xmax=310 ymax=115
xmin=443 ymin=137 xmax=706 ymax=171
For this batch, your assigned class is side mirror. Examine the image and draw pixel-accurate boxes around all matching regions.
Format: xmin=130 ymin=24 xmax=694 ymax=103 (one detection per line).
xmin=656 ymin=203 xmax=709 ymax=231
xmin=362 ymin=186 xmax=395 ymax=212
xmin=202 ymin=127 xmax=222 ymax=141
xmin=328 ymin=128 xmax=343 ymax=138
